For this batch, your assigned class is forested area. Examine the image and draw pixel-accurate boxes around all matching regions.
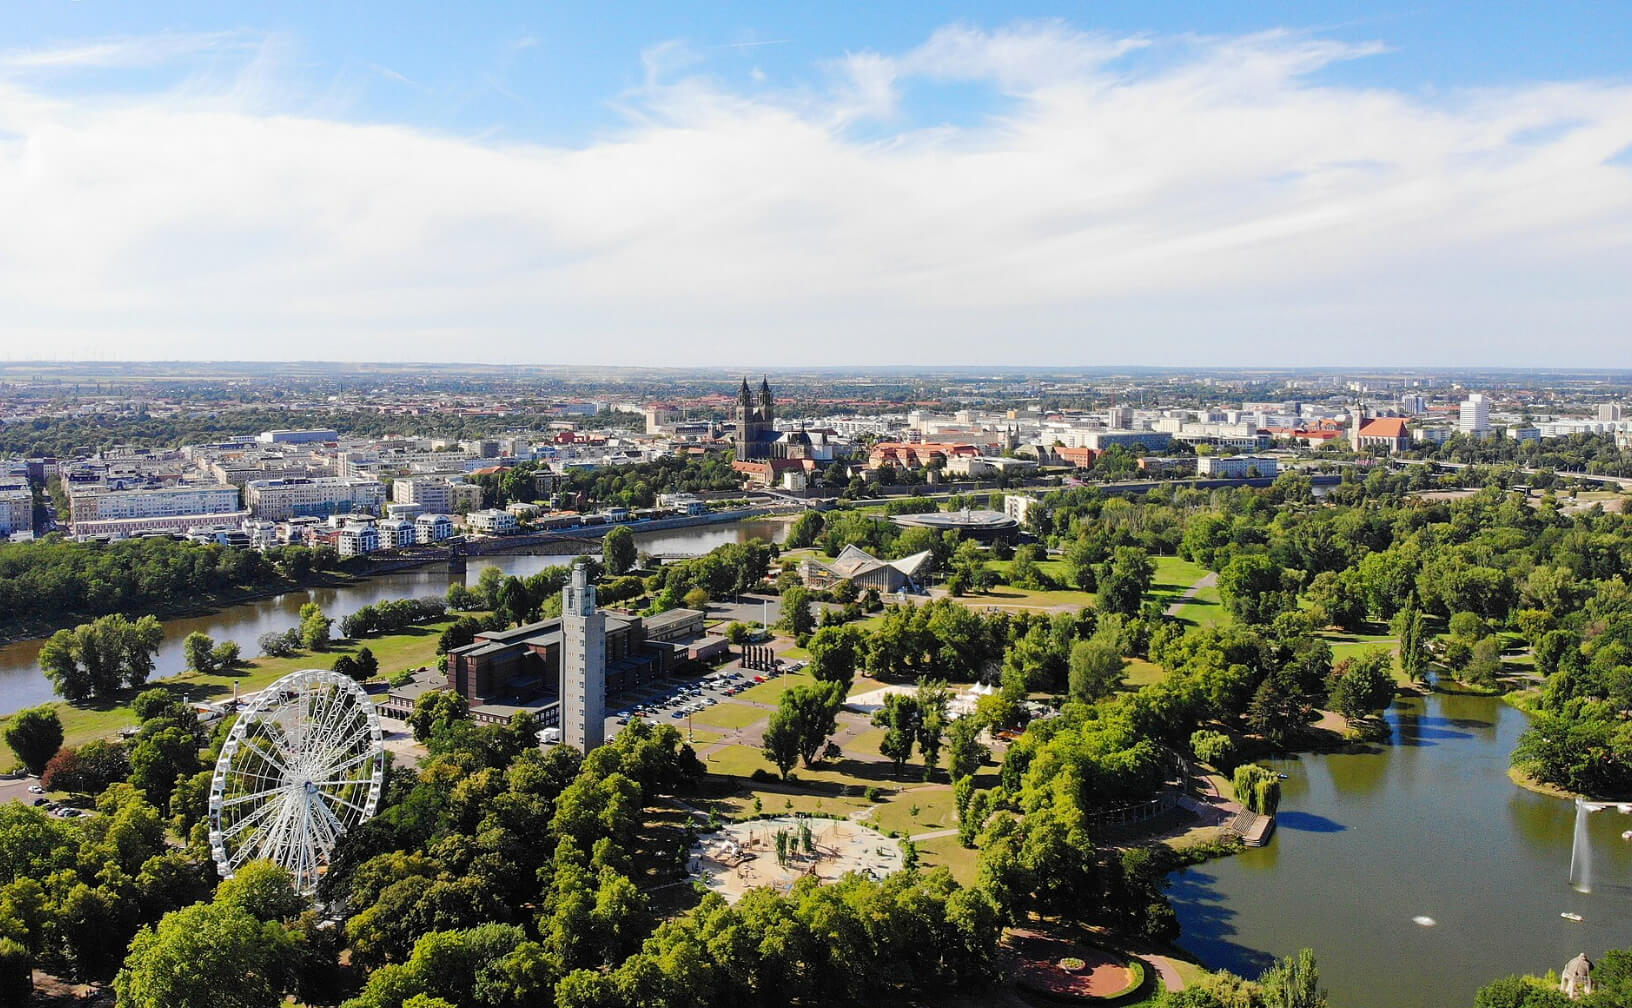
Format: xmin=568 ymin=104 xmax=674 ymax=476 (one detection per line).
xmin=0 ymin=406 xmax=642 ymax=458
xmin=0 ymin=536 xmax=343 ymax=634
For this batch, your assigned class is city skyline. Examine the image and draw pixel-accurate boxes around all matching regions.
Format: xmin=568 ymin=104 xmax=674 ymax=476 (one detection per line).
xmin=2 ymin=3 xmax=1630 ymax=367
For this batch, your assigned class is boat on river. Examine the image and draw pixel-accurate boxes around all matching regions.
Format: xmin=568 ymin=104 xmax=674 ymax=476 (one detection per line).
xmin=1561 ymin=912 xmax=1584 ymax=922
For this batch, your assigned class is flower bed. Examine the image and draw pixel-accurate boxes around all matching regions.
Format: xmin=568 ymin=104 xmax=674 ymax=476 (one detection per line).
xmin=1010 ymin=928 xmax=1144 ymax=1002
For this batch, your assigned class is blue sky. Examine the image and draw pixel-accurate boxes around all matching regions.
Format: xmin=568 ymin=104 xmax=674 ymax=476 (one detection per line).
xmin=1 ymin=2 xmax=1630 ymax=367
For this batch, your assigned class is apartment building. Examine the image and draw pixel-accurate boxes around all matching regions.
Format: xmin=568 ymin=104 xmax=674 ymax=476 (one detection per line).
xmin=69 ymin=483 xmax=244 ymax=536
xmin=393 ymin=476 xmax=484 ymax=515
xmin=244 ymin=477 xmax=387 ymax=521
xmin=0 ymin=482 xmax=33 ymax=537
xmin=1196 ymin=455 xmax=1280 ymax=478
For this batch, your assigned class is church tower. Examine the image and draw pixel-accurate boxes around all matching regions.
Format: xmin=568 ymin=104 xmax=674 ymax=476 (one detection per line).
xmin=560 ymin=560 xmax=605 ymax=753
xmin=759 ymin=376 xmax=774 ymax=427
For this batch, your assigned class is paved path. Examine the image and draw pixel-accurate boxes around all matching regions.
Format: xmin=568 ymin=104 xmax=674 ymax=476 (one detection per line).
xmin=1138 ymin=953 xmax=1187 ymax=992
xmin=1165 ymin=572 xmax=1217 ymax=617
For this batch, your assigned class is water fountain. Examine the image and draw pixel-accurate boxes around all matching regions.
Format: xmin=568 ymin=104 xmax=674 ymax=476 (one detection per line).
xmin=1569 ymin=800 xmax=1606 ymax=893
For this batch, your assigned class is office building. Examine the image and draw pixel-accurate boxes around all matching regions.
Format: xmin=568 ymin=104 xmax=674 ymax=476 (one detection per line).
xmin=1459 ymin=394 xmax=1490 ymax=436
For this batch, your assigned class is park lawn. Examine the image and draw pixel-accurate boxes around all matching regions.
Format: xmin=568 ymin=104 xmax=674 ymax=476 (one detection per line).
xmin=1122 ymin=658 xmax=1166 ymax=689
xmin=691 ymin=702 xmax=768 ymax=731
xmin=988 ymin=557 xmax=1072 ymax=584
xmin=1172 ymin=584 xmax=1224 ymax=626
xmin=1150 ymin=555 xmax=1208 ymax=594
xmin=912 ymin=833 xmax=980 ymax=886
xmin=872 ymin=786 xmax=958 ymax=836
xmin=953 ymin=586 xmax=1096 ymax=610
xmin=703 ymin=743 xmax=776 ymax=779
xmin=737 ymin=671 xmax=813 ymax=705
xmin=0 ymin=620 xmax=458 ymax=767
xmin=708 ymin=788 xmax=873 ymax=821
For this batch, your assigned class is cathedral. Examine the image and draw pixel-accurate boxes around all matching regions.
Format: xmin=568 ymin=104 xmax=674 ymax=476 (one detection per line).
xmin=734 ymin=377 xmax=778 ymax=461
xmin=730 ymin=377 xmax=818 ymax=487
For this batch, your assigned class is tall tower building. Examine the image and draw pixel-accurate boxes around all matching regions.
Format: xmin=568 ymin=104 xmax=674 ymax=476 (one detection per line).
xmin=1459 ymin=393 xmax=1490 ymax=437
xmin=560 ymin=560 xmax=606 ymax=753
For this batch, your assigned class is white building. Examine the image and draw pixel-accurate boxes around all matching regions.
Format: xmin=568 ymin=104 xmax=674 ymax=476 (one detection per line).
xmin=1458 ymin=394 xmax=1490 ymax=436
xmin=257 ymin=429 xmax=338 ymax=445
xmin=465 ymin=508 xmax=519 ymax=535
xmin=1196 ymin=455 xmax=1280 ymax=479
xmin=378 ymin=518 xmax=416 ymax=549
xmin=0 ymin=483 xmax=33 ymax=537
xmin=1004 ymin=494 xmax=1039 ymax=527
xmin=244 ymin=476 xmax=387 ymax=521
xmin=336 ymin=522 xmax=381 ymax=558
xmin=415 ymin=513 xmax=455 ymax=544
xmin=393 ymin=476 xmax=483 ymax=515
xmin=69 ymin=483 xmax=244 ymax=536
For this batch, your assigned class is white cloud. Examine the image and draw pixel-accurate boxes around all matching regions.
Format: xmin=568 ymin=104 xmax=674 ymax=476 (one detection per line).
xmin=0 ymin=24 xmax=1629 ymax=366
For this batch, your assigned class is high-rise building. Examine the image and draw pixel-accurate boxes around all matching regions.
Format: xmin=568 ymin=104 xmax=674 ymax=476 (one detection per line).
xmin=560 ymin=561 xmax=606 ymax=753
xmin=1458 ymin=394 xmax=1490 ymax=436
xmin=1599 ymin=404 xmax=1624 ymax=422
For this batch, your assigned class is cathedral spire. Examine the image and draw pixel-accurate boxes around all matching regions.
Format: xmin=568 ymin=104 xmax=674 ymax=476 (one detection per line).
xmin=759 ymin=375 xmax=774 ymax=424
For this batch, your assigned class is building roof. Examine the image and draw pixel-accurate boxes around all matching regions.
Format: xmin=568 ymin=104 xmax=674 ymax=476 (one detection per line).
xmin=1358 ymin=417 xmax=1410 ymax=439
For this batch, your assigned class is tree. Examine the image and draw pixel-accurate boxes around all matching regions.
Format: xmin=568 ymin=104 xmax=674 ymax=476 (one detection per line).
xmin=683 ymin=587 xmax=710 ymax=611
xmin=1095 ymin=546 xmax=1154 ymax=616
xmin=210 ymin=640 xmax=241 ymax=671
xmin=298 ymin=602 xmax=332 ymax=652
xmin=408 ymin=691 xmax=470 ymax=742
xmin=354 ymin=646 xmax=380 ymax=681
xmin=1393 ymin=600 xmax=1430 ymax=684
xmin=1233 ymin=764 xmax=1281 ymax=815
xmin=1068 ymin=634 xmax=1128 ymax=704
xmin=770 ymin=682 xmax=846 ymax=768
xmin=1466 ymin=636 xmax=1503 ymax=687
xmin=4 ymin=706 xmax=63 ymax=776
xmin=114 ymin=901 xmax=293 ymax=1008
xmin=1327 ymin=651 xmax=1396 ymax=724
xmin=785 ymin=511 xmax=825 ymax=549
xmin=807 ymin=625 xmax=863 ymax=689
xmin=39 ymin=613 xmax=164 ymax=702
xmin=1218 ymin=554 xmax=1295 ymax=625
xmin=128 ymin=725 xmax=202 ymax=808
xmin=183 ymin=631 xmax=218 ymax=675
xmin=872 ymin=693 xmax=922 ymax=776
xmin=1189 ymin=730 xmax=1237 ymax=770
xmin=214 ymin=862 xmax=304 ymax=923
xmin=778 ymin=585 xmax=815 ymax=638
xmin=1246 ymin=675 xmax=1306 ymax=748
xmin=42 ymin=739 xmax=129 ymax=794
xmin=603 ymin=526 xmax=637 ymax=577
xmin=946 ymin=716 xmax=990 ymax=779
xmin=760 ymin=708 xmax=800 ymax=779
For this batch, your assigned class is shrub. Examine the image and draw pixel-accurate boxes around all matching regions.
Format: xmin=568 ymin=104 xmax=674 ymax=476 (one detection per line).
xmin=865 ymin=786 xmax=883 ymax=802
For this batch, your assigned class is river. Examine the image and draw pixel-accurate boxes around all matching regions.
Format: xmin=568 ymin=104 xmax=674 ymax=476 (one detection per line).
xmin=1169 ymin=691 xmax=1632 ymax=1008
xmin=0 ymin=517 xmax=789 ymax=715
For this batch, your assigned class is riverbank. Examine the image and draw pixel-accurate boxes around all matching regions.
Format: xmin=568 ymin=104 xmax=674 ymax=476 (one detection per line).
xmin=0 ymin=569 xmax=367 ymax=647
xmin=0 ymin=619 xmax=459 ymax=767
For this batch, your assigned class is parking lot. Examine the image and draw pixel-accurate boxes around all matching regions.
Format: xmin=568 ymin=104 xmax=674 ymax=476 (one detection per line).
xmin=0 ymin=773 xmax=91 ymax=818
xmin=599 ymin=652 xmax=805 ymax=742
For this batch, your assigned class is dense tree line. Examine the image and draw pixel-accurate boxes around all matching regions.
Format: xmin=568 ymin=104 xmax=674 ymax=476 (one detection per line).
xmin=0 ymin=535 xmax=341 ymax=633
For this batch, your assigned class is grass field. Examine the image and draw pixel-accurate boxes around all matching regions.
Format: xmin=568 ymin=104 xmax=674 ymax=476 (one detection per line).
xmin=912 ymin=832 xmax=980 ymax=885
xmin=0 ymin=620 xmax=458 ymax=767
xmin=689 ymin=703 xmax=768 ymax=731
xmin=872 ymin=786 xmax=957 ymax=835
xmin=1171 ymin=583 xmax=1224 ymax=627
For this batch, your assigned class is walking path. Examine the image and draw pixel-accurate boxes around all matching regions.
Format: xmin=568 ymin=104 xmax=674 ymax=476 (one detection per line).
xmin=1138 ymin=953 xmax=1187 ymax=992
xmin=1165 ymin=572 xmax=1217 ymax=617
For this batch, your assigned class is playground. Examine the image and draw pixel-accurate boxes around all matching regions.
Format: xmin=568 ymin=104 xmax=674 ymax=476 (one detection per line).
xmin=689 ymin=815 xmax=904 ymax=903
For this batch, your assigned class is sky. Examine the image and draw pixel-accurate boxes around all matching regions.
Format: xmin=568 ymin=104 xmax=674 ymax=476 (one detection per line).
xmin=1 ymin=2 xmax=1630 ymax=369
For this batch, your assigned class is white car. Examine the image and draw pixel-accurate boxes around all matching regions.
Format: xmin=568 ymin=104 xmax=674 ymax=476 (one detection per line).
xmin=28 ymin=785 xmax=44 ymax=794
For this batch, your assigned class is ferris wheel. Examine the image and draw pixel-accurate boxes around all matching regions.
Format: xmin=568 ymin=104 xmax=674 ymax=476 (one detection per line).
xmin=208 ymin=668 xmax=387 ymax=894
